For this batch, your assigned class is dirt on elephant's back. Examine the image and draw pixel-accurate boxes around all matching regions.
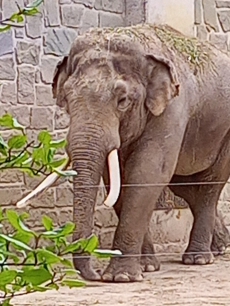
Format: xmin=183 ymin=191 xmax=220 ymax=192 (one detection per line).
xmin=13 ymin=254 xmax=230 ymax=306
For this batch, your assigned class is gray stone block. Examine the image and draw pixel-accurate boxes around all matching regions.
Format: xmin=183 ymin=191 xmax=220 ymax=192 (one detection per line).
xmin=0 ymin=31 xmax=13 ymax=56
xmin=35 ymin=85 xmax=55 ymax=106
xmin=218 ymin=10 xmax=230 ymax=32
xmin=0 ymin=56 xmax=15 ymax=81
xmin=195 ymin=0 xmax=203 ymax=24
xmin=202 ymin=0 xmax=219 ymax=31
xmin=59 ymin=0 xmax=71 ymax=3
xmin=72 ymin=0 xmax=95 ymax=8
xmin=99 ymin=11 xmax=124 ymax=27
xmin=44 ymin=0 xmax=60 ymax=26
xmin=44 ymin=28 xmax=77 ymax=56
xmin=125 ymin=0 xmax=145 ymax=26
xmin=216 ymin=0 xmax=230 ymax=8
xmin=54 ymin=107 xmax=70 ymax=129
xmin=61 ymin=4 xmax=84 ymax=27
xmin=0 ymin=82 xmax=17 ymax=105
xmin=80 ymin=9 xmax=99 ymax=32
xmin=41 ymin=55 xmax=61 ymax=84
xmin=30 ymin=107 xmax=54 ymax=130
xmin=2 ymin=0 xmax=24 ymax=19
xmin=14 ymin=28 xmax=24 ymax=39
xmin=16 ymin=41 xmax=40 ymax=66
xmin=210 ymin=33 xmax=228 ymax=50
xmin=10 ymin=106 xmax=30 ymax=127
xmin=17 ymin=66 xmax=35 ymax=105
xmin=26 ymin=14 xmax=43 ymax=39
xmin=196 ymin=25 xmax=208 ymax=40
xmin=94 ymin=0 xmax=102 ymax=10
xmin=96 ymin=0 xmax=123 ymax=13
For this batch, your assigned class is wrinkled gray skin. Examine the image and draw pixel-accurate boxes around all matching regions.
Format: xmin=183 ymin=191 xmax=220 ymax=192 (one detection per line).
xmin=52 ymin=24 xmax=230 ymax=282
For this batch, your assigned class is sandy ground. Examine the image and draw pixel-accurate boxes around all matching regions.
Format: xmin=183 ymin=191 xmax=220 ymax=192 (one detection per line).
xmin=11 ymin=254 xmax=230 ymax=306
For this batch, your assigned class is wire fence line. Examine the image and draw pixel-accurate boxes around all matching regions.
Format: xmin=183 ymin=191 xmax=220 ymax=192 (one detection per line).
xmin=70 ymin=181 xmax=230 ymax=189
xmin=1 ymin=251 xmax=230 ymax=267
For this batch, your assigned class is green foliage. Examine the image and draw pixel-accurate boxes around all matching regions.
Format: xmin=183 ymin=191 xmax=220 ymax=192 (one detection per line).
xmin=0 ymin=114 xmax=76 ymax=178
xmin=0 ymin=208 xmax=116 ymax=305
xmin=0 ymin=0 xmax=44 ymax=33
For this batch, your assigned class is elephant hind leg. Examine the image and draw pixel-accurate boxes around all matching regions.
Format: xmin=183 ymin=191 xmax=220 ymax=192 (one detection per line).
xmin=170 ymin=131 xmax=230 ymax=265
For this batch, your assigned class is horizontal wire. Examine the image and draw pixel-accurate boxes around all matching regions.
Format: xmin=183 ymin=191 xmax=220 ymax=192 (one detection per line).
xmin=69 ymin=181 xmax=230 ymax=189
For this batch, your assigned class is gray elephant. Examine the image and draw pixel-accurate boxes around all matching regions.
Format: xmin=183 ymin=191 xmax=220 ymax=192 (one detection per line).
xmin=17 ymin=24 xmax=230 ymax=282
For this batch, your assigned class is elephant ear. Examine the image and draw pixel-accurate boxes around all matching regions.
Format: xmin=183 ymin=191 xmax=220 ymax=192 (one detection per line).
xmin=52 ymin=56 xmax=69 ymax=108
xmin=145 ymin=54 xmax=180 ymax=116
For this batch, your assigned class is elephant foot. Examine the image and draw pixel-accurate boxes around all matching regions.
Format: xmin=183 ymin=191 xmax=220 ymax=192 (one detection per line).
xmin=73 ymin=258 xmax=101 ymax=281
xmin=102 ymin=258 xmax=143 ymax=282
xmin=182 ymin=251 xmax=214 ymax=265
xmin=211 ymin=213 xmax=230 ymax=256
xmin=141 ymin=255 xmax=160 ymax=272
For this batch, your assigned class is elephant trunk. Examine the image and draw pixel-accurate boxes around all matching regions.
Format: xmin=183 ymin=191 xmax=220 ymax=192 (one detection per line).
xmin=70 ymin=123 xmax=120 ymax=278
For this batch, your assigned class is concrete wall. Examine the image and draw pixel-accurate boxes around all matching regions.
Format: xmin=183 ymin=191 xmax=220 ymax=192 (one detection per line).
xmin=0 ymin=0 xmax=230 ymax=253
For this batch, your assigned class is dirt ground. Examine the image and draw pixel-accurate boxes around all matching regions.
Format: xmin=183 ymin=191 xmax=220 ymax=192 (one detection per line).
xmin=12 ymin=253 xmax=230 ymax=306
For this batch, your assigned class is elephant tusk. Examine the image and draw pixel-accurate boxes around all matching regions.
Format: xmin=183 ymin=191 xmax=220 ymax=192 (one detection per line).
xmin=104 ymin=149 xmax=121 ymax=208
xmin=16 ymin=156 xmax=70 ymax=208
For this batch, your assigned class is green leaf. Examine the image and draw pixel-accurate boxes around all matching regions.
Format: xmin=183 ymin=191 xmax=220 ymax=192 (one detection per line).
xmin=8 ymin=135 xmax=27 ymax=149
xmin=42 ymin=216 xmax=53 ymax=231
xmin=0 ymin=270 xmax=17 ymax=286
xmin=92 ymin=249 xmax=122 ymax=259
xmin=0 ymin=250 xmax=20 ymax=263
xmin=61 ymin=279 xmax=85 ymax=288
xmin=2 ymin=298 xmax=14 ymax=306
xmin=26 ymin=0 xmax=44 ymax=9
xmin=32 ymin=285 xmax=53 ymax=292
xmin=6 ymin=210 xmax=36 ymax=237
xmin=0 ymin=114 xmax=24 ymax=131
xmin=50 ymin=139 xmax=67 ymax=149
xmin=62 ymin=239 xmax=88 ymax=255
xmin=0 ymin=25 xmax=11 ymax=33
xmin=22 ymin=7 xmax=39 ymax=16
xmin=38 ymin=131 xmax=51 ymax=146
xmin=62 ymin=269 xmax=79 ymax=276
xmin=41 ymin=222 xmax=75 ymax=239
xmin=36 ymin=249 xmax=62 ymax=265
xmin=32 ymin=147 xmax=49 ymax=164
xmin=0 ymin=234 xmax=32 ymax=251
xmin=84 ymin=235 xmax=99 ymax=253
xmin=9 ymin=152 xmax=30 ymax=166
xmin=54 ymin=169 xmax=78 ymax=177
xmin=20 ymin=268 xmax=52 ymax=286
xmin=49 ymin=158 xmax=67 ymax=169
xmin=0 ymin=135 xmax=8 ymax=156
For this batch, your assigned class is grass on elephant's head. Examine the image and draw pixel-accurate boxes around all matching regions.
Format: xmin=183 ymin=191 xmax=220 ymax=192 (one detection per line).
xmin=89 ymin=24 xmax=213 ymax=70
xmin=153 ymin=25 xmax=211 ymax=67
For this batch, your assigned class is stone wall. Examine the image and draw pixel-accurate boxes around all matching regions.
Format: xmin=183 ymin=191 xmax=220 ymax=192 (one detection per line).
xmin=0 ymin=0 xmax=125 ymax=233
xmin=1 ymin=0 xmax=230 ymax=254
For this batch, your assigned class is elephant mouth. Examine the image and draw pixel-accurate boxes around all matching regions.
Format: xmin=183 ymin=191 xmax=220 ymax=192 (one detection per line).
xmin=103 ymin=149 xmax=121 ymax=207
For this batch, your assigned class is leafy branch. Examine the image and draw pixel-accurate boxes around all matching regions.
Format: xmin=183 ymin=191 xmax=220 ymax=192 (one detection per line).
xmin=0 ymin=209 xmax=119 ymax=306
xmin=0 ymin=114 xmax=75 ymax=178
xmin=0 ymin=0 xmax=44 ymax=33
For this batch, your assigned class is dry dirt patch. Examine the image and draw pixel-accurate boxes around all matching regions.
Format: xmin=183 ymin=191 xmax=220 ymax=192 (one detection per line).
xmin=13 ymin=255 xmax=230 ymax=306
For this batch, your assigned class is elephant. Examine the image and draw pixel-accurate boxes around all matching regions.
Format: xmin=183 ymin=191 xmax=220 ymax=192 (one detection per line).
xmin=17 ymin=23 xmax=230 ymax=282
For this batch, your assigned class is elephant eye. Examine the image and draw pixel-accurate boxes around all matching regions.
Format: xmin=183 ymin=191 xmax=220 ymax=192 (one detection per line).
xmin=117 ymin=97 xmax=130 ymax=111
